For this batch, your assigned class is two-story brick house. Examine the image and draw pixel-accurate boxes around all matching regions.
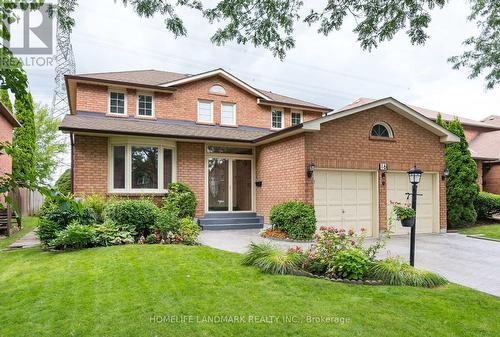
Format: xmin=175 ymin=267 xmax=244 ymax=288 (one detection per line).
xmin=61 ymin=68 xmax=460 ymax=236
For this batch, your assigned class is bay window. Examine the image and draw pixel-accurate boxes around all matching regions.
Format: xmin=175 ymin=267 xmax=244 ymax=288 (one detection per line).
xmin=110 ymin=140 xmax=175 ymax=192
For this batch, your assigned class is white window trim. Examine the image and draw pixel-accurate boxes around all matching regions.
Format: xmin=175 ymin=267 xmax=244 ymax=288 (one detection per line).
xmin=371 ymin=121 xmax=394 ymax=138
xmin=271 ymin=107 xmax=284 ymax=129
xmin=220 ymin=102 xmax=237 ymax=126
xmin=108 ymin=88 xmax=127 ymax=116
xmin=136 ymin=91 xmax=155 ymax=118
xmin=291 ymin=110 xmax=303 ymax=125
xmin=197 ymin=99 xmax=214 ymax=124
xmin=108 ymin=137 xmax=176 ymax=193
xmin=209 ymin=84 xmax=226 ymax=95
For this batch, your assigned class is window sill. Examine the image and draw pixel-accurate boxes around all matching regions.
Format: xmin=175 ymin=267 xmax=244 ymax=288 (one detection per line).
xmin=135 ymin=115 xmax=157 ymax=120
xmin=220 ymin=124 xmax=238 ymax=128
xmin=369 ymin=136 xmax=396 ymax=142
xmin=106 ymin=113 xmax=128 ymax=118
xmin=107 ymin=191 xmax=168 ymax=196
xmin=196 ymin=121 xmax=215 ymax=126
xmin=271 ymin=127 xmax=284 ymax=131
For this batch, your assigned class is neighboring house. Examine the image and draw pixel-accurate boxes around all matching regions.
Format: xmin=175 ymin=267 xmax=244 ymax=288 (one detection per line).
xmin=60 ymin=68 xmax=459 ymax=236
xmin=340 ymin=98 xmax=500 ymax=194
xmin=0 ymin=102 xmax=20 ymax=178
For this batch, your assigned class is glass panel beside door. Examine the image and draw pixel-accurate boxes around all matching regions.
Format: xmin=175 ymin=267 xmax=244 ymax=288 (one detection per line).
xmin=207 ymin=158 xmax=252 ymax=212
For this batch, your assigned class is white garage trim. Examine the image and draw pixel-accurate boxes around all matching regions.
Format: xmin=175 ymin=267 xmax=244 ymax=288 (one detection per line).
xmin=314 ymin=168 xmax=379 ymax=237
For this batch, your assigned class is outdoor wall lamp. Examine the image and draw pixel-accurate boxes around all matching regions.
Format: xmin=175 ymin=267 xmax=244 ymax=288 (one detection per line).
xmin=307 ymin=161 xmax=315 ymax=178
xmin=442 ymin=168 xmax=449 ymax=180
xmin=407 ymin=165 xmax=423 ymax=267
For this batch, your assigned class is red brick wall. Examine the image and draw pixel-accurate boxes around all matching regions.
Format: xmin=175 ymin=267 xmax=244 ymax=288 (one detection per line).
xmin=73 ymin=135 xmax=108 ymax=194
xmin=476 ymin=160 xmax=483 ymax=191
xmin=303 ymin=106 xmax=447 ymax=231
xmin=256 ymin=135 xmax=307 ymax=222
xmin=176 ymin=142 xmax=205 ymax=217
xmin=0 ymin=114 xmax=13 ymax=177
xmin=75 ymin=76 xmax=323 ymax=128
xmin=484 ymin=163 xmax=500 ymax=194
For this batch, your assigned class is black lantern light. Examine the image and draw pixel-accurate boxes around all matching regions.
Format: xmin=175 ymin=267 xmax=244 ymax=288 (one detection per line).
xmin=307 ymin=161 xmax=315 ymax=178
xmin=442 ymin=168 xmax=450 ymax=180
xmin=407 ymin=165 xmax=423 ymax=185
xmin=406 ymin=165 xmax=423 ymax=267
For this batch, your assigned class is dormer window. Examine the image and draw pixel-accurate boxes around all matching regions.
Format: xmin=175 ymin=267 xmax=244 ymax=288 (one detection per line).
xmin=209 ymin=85 xmax=226 ymax=95
xmin=371 ymin=122 xmax=393 ymax=138
xmin=109 ymin=90 xmax=126 ymax=115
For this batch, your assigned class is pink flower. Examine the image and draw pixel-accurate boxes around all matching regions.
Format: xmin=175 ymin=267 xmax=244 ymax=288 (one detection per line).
xmin=348 ymin=229 xmax=354 ymax=236
xmin=360 ymin=227 xmax=366 ymax=232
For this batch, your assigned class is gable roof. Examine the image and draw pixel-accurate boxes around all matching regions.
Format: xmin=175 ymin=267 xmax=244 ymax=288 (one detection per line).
xmin=0 ymin=102 xmax=20 ymax=127
xmin=469 ymin=130 xmax=500 ymax=161
xmin=338 ymin=98 xmax=500 ymax=130
xmin=303 ymin=97 xmax=460 ymax=144
xmin=66 ymin=68 xmax=332 ymax=113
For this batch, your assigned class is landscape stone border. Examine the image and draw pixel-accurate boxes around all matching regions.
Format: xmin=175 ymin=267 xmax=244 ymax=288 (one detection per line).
xmin=261 ymin=234 xmax=315 ymax=243
xmin=291 ymin=269 xmax=384 ymax=285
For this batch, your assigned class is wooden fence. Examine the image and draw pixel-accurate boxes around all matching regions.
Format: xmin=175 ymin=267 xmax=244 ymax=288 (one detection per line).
xmin=11 ymin=188 xmax=44 ymax=216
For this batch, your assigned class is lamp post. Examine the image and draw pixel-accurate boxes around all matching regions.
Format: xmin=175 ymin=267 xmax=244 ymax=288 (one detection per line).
xmin=407 ymin=165 xmax=423 ymax=267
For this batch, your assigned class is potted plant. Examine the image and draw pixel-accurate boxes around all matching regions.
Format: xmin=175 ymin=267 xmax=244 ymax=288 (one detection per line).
xmin=392 ymin=203 xmax=416 ymax=227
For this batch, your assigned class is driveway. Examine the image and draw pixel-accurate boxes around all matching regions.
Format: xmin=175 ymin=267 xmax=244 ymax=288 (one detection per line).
xmin=200 ymin=230 xmax=500 ymax=297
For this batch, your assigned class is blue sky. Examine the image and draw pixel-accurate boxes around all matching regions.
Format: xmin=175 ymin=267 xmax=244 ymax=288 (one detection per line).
xmin=25 ymin=0 xmax=499 ymax=120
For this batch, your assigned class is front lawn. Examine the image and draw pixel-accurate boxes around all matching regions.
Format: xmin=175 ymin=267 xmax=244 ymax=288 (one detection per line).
xmin=459 ymin=223 xmax=500 ymax=240
xmin=0 ymin=245 xmax=498 ymax=337
xmin=0 ymin=217 xmax=38 ymax=249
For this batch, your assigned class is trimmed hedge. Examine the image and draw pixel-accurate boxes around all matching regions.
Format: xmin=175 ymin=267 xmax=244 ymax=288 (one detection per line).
xmin=269 ymin=201 xmax=316 ymax=240
xmin=475 ymin=192 xmax=500 ymax=219
xmin=103 ymin=199 xmax=159 ymax=237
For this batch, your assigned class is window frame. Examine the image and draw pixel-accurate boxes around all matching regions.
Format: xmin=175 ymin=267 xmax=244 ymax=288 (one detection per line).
xmin=108 ymin=88 xmax=127 ymax=116
xmin=209 ymin=84 xmax=226 ymax=95
xmin=220 ymin=102 xmax=237 ymax=126
xmin=136 ymin=91 xmax=155 ymax=118
xmin=108 ymin=137 xmax=176 ymax=193
xmin=197 ymin=99 xmax=214 ymax=124
xmin=291 ymin=110 xmax=303 ymax=126
xmin=370 ymin=122 xmax=394 ymax=138
xmin=271 ymin=107 xmax=284 ymax=129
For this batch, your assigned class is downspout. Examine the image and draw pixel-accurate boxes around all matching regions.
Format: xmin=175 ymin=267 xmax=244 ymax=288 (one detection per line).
xmin=70 ymin=132 xmax=75 ymax=194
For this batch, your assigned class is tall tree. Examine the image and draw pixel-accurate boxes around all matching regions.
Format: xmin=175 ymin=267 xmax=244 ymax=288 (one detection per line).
xmin=0 ymin=89 xmax=13 ymax=111
xmin=436 ymin=114 xmax=479 ymax=228
xmin=34 ymin=104 xmax=66 ymax=183
xmin=12 ymin=94 xmax=36 ymax=180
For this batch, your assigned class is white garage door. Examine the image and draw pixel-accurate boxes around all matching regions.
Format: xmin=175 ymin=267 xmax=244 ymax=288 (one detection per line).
xmin=386 ymin=172 xmax=438 ymax=235
xmin=314 ymin=170 xmax=375 ymax=236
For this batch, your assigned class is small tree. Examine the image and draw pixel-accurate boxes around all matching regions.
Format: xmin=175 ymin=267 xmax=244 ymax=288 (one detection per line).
xmin=34 ymin=104 xmax=66 ymax=183
xmin=436 ymin=115 xmax=479 ymax=227
xmin=13 ymin=94 xmax=36 ymax=180
xmin=0 ymin=89 xmax=13 ymax=111
xmin=55 ymin=169 xmax=72 ymax=195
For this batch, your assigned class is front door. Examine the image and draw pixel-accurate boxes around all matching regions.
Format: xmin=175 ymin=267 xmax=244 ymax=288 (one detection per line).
xmin=207 ymin=158 xmax=253 ymax=212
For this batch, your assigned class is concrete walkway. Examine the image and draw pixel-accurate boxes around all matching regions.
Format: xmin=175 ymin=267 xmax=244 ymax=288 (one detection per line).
xmin=8 ymin=231 xmax=40 ymax=249
xmin=200 ymin=229 xmax=500 ymax=297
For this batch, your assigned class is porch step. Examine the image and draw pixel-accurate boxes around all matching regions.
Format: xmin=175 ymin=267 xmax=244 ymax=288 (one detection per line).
xmin=199 ymin=213 xmax=264 ymax=230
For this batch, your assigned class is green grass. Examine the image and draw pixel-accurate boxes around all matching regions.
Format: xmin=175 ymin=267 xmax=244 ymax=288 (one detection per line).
xmin=0 ymin=216 xmax=38 ymax=249
xmin=0 ymin=245 xmax=498 ymax=337
xmin=459 ymin=223 xmax=500 ymax=240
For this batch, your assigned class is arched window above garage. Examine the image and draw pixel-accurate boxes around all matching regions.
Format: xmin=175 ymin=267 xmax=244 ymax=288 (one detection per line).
xmin=371 ymin=122 xmax=393 ymax=138
xmin=209 ymin=84 xmax=226 ymax=95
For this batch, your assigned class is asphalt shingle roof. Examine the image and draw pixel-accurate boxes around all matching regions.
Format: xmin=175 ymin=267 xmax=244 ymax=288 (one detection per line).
xmin=60 ymin=112 xmax=273 ymax=142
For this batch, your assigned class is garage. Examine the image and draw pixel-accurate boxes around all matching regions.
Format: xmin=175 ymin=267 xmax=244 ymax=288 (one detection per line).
xmin=314 ymin=170 xmax=376 ymax=236
xmin=386 ymin=172 xmax=439 ymax=234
